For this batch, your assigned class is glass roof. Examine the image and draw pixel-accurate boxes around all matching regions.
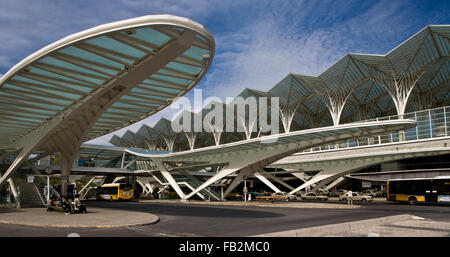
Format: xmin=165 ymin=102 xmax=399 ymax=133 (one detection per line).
xmin=109 ymin=25 xmax=449 ymax=152
xmin=0 ymin=15 xmax=214 ymax=148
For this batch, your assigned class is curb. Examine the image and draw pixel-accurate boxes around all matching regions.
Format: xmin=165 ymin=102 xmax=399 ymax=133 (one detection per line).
xmin=251 ymin=214 xmax=420 ymax=237
xmin=0 ymin=216 xmax=160 ymax=229
xmin=0 ymin=207 xmax=160 ymax=229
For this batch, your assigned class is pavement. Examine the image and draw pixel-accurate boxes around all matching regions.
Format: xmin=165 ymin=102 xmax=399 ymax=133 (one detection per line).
xmin=252 ymin=214 xmax=450 ymax=237
xmin=0 ymin=206 xmax=159 ymax=228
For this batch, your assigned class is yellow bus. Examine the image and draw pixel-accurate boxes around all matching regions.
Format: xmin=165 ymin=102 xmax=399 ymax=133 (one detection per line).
xmin=96 ymin=183 xmax=134 ymax=201
xmin=387 ymin=176 xmax=450 ymax=205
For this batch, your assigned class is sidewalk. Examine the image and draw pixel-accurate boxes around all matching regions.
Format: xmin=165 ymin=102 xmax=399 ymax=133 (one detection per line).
xmin=143 ymin=199 xmax=361 ymax=209
xmin=0 ymin=206 xmax=159 ymax=228
xmin=252 ymin=214 xmax=450 ymax=237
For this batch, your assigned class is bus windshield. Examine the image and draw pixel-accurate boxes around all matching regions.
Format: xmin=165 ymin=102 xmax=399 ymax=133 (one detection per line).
xmin=119 ymin=184 xmax=133 ymax=191
xmin=97 ymin=186 xmax=118 ymax=195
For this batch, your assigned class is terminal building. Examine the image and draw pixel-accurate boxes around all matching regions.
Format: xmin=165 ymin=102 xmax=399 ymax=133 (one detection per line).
xmin=0 ymin=15 xmax=449 ymax=206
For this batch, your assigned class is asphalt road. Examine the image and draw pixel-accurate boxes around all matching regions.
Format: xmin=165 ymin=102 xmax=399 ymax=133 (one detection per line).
xmin=1 ymin=199 xmax=449 ymax=237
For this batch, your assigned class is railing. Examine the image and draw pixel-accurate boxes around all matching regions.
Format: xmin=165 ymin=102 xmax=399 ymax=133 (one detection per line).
xmin=37 ymin=156 xmax=124 ymax=169
xmin=305 ymin=106 xmax=450 ymax=152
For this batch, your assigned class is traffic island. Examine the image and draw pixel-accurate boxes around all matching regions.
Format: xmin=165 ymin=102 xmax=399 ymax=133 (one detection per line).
xmin=252 ymin=214 xmax=450 ymax=237
xmin=0 ymin=206 xmax=159 ymax=228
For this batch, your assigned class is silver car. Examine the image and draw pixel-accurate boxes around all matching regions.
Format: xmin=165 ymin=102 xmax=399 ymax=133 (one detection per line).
xmin=300 ymin=192 xmax=329 ymax=201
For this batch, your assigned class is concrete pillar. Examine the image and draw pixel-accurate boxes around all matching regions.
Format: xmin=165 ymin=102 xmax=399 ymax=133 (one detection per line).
xmin=60 ymin=156 xmax=73 ymax=197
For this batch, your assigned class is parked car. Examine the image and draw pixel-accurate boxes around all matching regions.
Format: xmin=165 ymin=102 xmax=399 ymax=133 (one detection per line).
xmin=226 ymin=193 xmax=243 ymax=200
xmin=255 ymin=192 xmax=296 ymax=202
xmin=300 ymin=192 xmax=328 ymax=201
xmin=329 ymin=189 xmax=348 ymax=197
xmin=339 ymin=192 xmax=373 ymax=202
xmin=362 ymin=189 xmax=384 ymax=197
xmin=316 ymin=188 xmax=330 ymax=196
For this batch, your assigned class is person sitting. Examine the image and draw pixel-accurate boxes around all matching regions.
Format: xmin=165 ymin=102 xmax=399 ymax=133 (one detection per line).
xmin=73 ymin=194 xmax=87 ymax=213
xmin=59 ymin=196 xmax=71 ymax=215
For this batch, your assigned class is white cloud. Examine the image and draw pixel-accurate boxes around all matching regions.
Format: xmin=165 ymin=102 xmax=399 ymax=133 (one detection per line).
xmin=0 ymin=55 xmax=14 ymax=69
xmin=201 ymin=18 xmax=343 ymax=99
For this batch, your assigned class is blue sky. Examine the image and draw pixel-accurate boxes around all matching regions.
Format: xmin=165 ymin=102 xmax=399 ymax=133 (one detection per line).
xmin=0 ymin=0 xmax=449 ymax=145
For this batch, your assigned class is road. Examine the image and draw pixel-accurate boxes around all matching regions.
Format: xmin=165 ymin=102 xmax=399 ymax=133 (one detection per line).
xmin=0 ymin=199 xmax=449 ymax=237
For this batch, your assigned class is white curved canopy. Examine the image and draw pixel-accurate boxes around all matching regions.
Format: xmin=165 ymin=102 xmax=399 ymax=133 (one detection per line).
xmin=0 ymin=14 xmax=215 ymax=149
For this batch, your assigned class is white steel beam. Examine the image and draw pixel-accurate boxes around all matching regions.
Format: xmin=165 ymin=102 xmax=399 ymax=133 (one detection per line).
xmin=266 ymin=174 xmax=295 ymax=191
xmin=153 ymin=159 xmax=185 ymax=199
xmin=254 ymin=171 xmax=281 ymax=193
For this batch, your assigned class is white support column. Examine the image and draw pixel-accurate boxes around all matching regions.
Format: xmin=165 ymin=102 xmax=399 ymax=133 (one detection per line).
xmin=222 ymin=167 xmax=255 ymax=198
xmin=146 ymin=183 xmax=155 ymax=194
xmin=121 ymin=152 xmax=126 ymax=169
xmin=289 ymin=171 xmax=335 ymax=195
xmin=136 ymin=180 xmax=149 ymax=195
xmin=324 ymin=177 xmax=345 ymax=191
xmin=267 ymin=175 xmax=295 ymax=191
xmin=113 ymin=176 xmax=125 ymax=183
xmin=46 ymin=176 xmax=50 ymax=202
xmin=153 ymin=159 xmax=186 ymax=199
xmin=0 ymin=148 xmax=31 ymax=188
xmin=124 ymin=159 xmax=136 ymax=169
xmin=79 ymin=176 xmax=101 ymax=197
xmin=185 ymin=132 xmax=197 ymax=150
xmin=291 ymin=172 xmax=307 ymax=183
xmin=180 ymin=182 xmax=206 ymax=200
xmin=8 ymin=178 xmax=19 ymax=203
xmin=183 ymin=167 xmax=240 ymax=200
xmin=254 ymin=172 xmax=281 ymax=193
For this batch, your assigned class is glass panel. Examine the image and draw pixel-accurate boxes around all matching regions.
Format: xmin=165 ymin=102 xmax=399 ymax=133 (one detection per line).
xmin=391 ymin=132 xmax=399 ymax=142
xmin=446 ymin=107 xmax=450 ymax=136
xmin=379 ymin=135 xmax=390 ymax=144
xmin=59 ymin=46 xmax=123 ymax=70
xmin=183 ymin=46 xmax=210 ymax=61
xmin=39 ymin=56 xmax=111 ymax=79
xmin=121 ymin=94 xmax=167 ymax=102
xmin=4 ymin=82 xmax=83 ymax=101
xmin=431 ymin=108 xmax=445 ymax=137
xmin=138 ymin=83 xmax=181 ymax=94
xmin=348 ymin=140 xmax=357 ymax=147
xmin=358 ymin=138 xmax=369 ymax=146
xmin=28 ymin=66 xmax=96 ymax=87
xmin=132 ymin=27 xmax=171 ymax=47
xmin=150 ymin=73 xmax=191 ymax=86
xmin=13 ymin=75 xmax=93 ymax=94
xmin=415 ymin=110 xmax=431 ymax=139
xmin=166 ymin=61 xmax=202 ymax=75
xmin=85 ymin=36 xmax=147 ymax=59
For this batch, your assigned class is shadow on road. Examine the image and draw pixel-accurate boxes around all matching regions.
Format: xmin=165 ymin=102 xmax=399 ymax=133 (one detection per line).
xmin=88 ymin=201 xmax=284 ymax=218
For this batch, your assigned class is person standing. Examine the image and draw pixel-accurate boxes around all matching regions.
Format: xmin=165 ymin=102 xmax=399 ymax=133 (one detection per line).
xmin=346 ymin=190 xmax=353 ymax=205
xmin=16 ymin=186 xmax=22 ymax=208
xmin=6 ymin=186 xmax=11 ymax=203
